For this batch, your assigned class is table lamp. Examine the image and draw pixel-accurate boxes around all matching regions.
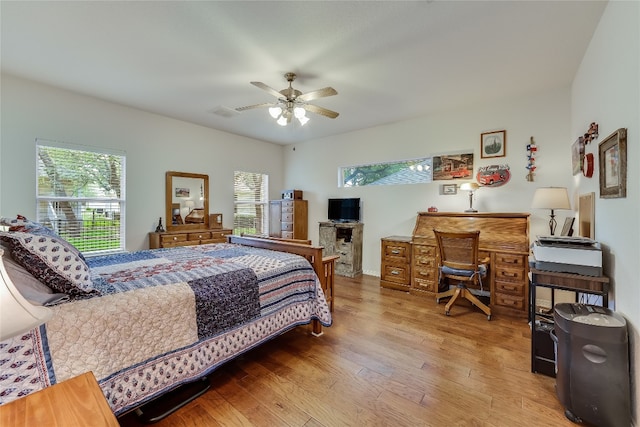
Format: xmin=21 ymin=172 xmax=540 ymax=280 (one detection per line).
xmin=531 ymin=187 xmax=571 ymax=235
xmin=460 ymin=182 xmax=480 ymax=212
xmin=0 ymin=249 xmax=53 ymax=341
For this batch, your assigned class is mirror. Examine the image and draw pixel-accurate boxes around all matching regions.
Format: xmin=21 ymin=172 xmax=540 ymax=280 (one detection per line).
xmin=165 ymin=171 xmax=209 ymax=232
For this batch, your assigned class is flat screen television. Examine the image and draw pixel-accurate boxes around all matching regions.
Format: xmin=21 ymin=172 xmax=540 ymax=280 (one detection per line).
xmin=328 ymin=198 xmax=360 ymax=222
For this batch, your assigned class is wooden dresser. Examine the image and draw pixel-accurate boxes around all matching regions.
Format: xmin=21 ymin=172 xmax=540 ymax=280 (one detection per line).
xmin=380 ymin=236 xmax=412 ymax=291
xmin=411 ymin=212 xmax=530 ymax=318
xmin=149 ymin=228 xmax=233 ymax=249
xmin=269 ymin=199 xmax=308 ymax=240
xmin=319 ymin=222 xmax=363 ymax=277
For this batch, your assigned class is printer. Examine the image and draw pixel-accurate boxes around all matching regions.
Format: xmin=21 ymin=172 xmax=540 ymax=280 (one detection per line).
xmin=531 ymin=235 xmax=602 ymax=276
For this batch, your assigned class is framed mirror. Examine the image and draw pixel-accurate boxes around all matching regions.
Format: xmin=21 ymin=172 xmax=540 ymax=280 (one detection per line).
xmin=165 ymin=171 xmax=209 ymax=232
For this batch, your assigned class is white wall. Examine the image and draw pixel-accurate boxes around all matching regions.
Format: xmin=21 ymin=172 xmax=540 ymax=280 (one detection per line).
xmin=0 ymin=74 xmax=285 ymax=251
xmin=285 ymin=85 xmax=574 ymax=274
xmin=571 ymin=1 xmax=639 ymax=422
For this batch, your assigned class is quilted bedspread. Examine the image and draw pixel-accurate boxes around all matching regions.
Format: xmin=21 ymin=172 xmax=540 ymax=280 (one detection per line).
xmin=0 ymin=243 xmax=332 ymax=415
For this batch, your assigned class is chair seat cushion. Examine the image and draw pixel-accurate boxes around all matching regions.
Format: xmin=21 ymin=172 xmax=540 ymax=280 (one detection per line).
xmin=441 ymin=264 xmax=487 ymax=277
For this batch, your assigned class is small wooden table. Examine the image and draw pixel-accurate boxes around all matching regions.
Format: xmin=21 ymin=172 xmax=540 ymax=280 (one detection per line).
xmin=0 ymin=372 xmax=118 ymax=427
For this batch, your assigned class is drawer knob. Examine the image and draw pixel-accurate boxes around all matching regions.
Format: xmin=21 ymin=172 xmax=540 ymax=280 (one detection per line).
xmin=391 ymin=250 xmax=400 ymax=254
xmin=391 ymin=270 xmax=399 ymax=275
xmin=173 ymin=236 xmax=178 ymax=241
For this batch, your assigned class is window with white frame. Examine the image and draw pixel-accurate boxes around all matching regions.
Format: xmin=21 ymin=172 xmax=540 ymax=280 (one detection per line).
xmin=339 ymin=157 xmax=432 ymax=187
xmin=233 ymin=171 xmax=269 ymax=235
xmin=36 ymin=139 xmax=125 ymax=254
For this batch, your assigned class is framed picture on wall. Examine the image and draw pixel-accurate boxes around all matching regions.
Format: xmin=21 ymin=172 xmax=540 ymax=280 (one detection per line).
xmin=440 ymin=184 xmax=457 ymax=195
xmin=598 ymin=128 xmax=627 ymax=198
xmin=480 ymin=130 xmax=506 ymax=158
xmin=571 ymin=137 xmax=585 ymax=176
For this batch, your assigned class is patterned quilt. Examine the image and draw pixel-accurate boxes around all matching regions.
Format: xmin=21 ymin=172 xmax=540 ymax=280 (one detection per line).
xmin=0 ymin=243 xmax=332 ymax=415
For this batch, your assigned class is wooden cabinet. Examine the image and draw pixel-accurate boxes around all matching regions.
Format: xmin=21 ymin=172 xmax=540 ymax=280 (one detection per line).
xmin=269 ymin=199 xmax=308 ymax=240
xmin=319 ymin=222 xmax=363 ymax=278
xmin=380 ymin=236 xmax=412 ymax=290
xmin=0 ymin=372 xmax=119 ymax=427
xmin=149 ymin=228 xmax=233 ymax=249
xmin=411 ymin=212 xmax=530 ymax=318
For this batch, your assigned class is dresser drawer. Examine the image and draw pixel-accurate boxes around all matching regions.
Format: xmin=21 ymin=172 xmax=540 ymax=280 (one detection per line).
xmin=162 ymin=240 xmax=196 ymax=248
xmin=210 ymin=230 xmax=231 ymax=240
xmin=281 ymin=212 xmax=294 ymax=222
xmin=281 ymin=221 xmax=293 ymax=231
xmin=161 ymin=233 xmax=187 ymax=244
xmin=281 ymin=231 xmax=294 ymax=239
xmin=382 ymin=263 xmax=410 ymax=283
xmin=281 ymin=200 xmax=294 ymax=210
xmin=495 ymin=267 xmax=525 ymax=283
xmin=495 ymin=279 xmax=525 ymax=297
xmin=188 ymin=231 xmax=211 ymax=241
xmin=493 ymin=292 xmax=525 ymax=310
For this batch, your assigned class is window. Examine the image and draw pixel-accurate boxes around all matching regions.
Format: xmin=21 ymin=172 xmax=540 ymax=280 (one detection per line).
xmin=36 ymin=139 xmax=125 ymax=254
xmin=340 ymin=157 xmax=432 ymax=187
xmin=234 ymin=171 xmax=268 ymax=235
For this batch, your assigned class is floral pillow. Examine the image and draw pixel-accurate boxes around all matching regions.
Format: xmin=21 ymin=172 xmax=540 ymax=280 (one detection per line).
xmin=0 ymin=231 xmax=98 ymax=297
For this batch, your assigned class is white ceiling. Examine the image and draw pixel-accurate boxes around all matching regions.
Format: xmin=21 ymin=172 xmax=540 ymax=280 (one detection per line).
xmin=1 ymin=1 xmax=607 ymax=145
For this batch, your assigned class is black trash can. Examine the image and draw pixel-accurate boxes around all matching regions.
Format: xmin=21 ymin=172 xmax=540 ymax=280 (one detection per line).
xmin=554 ymin=303 xmax=630 ymax=426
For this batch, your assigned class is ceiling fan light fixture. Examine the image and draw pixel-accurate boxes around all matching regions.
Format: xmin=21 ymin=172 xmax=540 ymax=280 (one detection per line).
xmin=293 ymin=106 xmax=306 ymax=119
xmin=268 ymin=106 xmax=282 ymax=119
xmin=298 ymin=116 xmax=309 ymax=126
xmin=277 ymin=115 xmax=288 ymax=126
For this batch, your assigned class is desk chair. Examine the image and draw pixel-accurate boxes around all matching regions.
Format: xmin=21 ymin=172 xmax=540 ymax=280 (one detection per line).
xmin=434 ymin=229 xmax=491 ymax=320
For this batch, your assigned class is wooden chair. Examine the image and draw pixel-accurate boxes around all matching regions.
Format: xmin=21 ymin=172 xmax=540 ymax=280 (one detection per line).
xmin=434 ymin=229 xmax=491 ymax=320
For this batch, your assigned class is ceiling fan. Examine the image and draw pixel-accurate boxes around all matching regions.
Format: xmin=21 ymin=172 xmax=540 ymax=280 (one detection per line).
xmin=235 ymin=72 xmax=339 ymax=126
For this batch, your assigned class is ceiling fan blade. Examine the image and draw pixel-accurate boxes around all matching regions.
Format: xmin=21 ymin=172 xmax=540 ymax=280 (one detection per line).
xmin=235 ymin=102 xmax=273 ymax=112
xmin=250 ymin=81 xmax=285 ymax=99
xmin=304 ymin=104 xmax=339 ymax=119
xmin=297 ymin=87 xmax=338 ymax=102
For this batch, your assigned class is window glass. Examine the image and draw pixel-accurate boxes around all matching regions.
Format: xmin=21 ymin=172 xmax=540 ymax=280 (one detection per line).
xmin=36 ymin=139 xmax=125 ymax=254
xmin=234 ymin=171 xmax=268 ymax=235
xmin=340 ymin=158 xmax=432 ymax=187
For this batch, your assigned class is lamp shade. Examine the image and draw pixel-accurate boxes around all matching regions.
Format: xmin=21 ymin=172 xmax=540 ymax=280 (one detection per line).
xmin=531 ymin=187 xmax=571 ymax=210
xmin=0 ymin=249 xmax=52 ymax=341
xmin=460 ymin=182 xmax=480 ymax=192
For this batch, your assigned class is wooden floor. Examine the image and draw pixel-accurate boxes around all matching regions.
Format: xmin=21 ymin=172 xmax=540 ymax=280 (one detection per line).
xmin=119 ymin=274 xmax=575 ymax=427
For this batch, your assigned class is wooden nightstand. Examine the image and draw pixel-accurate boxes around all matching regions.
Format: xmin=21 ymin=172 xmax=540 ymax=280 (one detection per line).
xmin=0 ymin=371 xmax=118 ymax=426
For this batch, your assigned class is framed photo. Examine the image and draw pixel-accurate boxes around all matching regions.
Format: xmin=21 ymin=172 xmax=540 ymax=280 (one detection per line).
xmin=571 ymin=137 xmax=585 ymax=176
xmin=480 ymin=130 xmax=506 ymax=158
xmin=561 ymin=217 xmax=575 ymax=236
xmin=598 ymin=128 xmax=627 ymax=198
xmin=175 ymin=187 xmax=190 ymax=198
xmin=440 ymin=184 xmax=457 ymax=195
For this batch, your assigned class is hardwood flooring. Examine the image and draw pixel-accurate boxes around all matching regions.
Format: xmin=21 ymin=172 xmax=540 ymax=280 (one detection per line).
xmin=118 ymin=274 xmax=574 ymax=427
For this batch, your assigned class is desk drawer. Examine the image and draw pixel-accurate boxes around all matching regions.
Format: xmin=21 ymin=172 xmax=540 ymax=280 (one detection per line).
xmin=495 ymin=253 xmax=526 ymax=268
xmin=382 ymin=264 xmax=410 ymax=284
xmin=413 ymin=245 xmax=435 ymax=258
xmin=495 ymin=267 xmax=525 ymax=283
xmin=383 ymin=242 xmax=411 ymax=262
xmin=413 ymin=266 xmax=436 ymax=282
xmin=495 ymin=279 xmax=525 ymax=297
xmin=412 ymin=277 xmax=436 ymax=293
xmin=494 ymin=292 xmax=525 ymax=310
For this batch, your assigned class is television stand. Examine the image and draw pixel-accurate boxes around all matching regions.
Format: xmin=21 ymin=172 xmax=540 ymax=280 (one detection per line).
xmin=319 ymin=222 xmax=363 ymax=277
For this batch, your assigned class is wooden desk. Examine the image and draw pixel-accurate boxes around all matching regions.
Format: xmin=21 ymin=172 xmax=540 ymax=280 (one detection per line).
xmin=529 ymin=268 xmax=610 ymax=376
xmin=411 ymin=212 xmax=530 ymax=318
xmin=0 ymin=372 xmax=118 ymax=426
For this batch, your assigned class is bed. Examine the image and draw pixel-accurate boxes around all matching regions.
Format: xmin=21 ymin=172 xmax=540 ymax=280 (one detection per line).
xmin=0 ymin=222 xmax=332 ymax=417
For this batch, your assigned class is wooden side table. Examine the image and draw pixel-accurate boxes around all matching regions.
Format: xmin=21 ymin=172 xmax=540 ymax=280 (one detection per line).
xmin=322 ymin=255 xmax=340 ymax=312
xmin=0 ymin=372 xmax=118 ymax=426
